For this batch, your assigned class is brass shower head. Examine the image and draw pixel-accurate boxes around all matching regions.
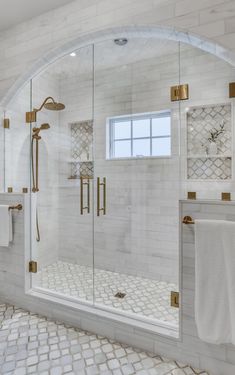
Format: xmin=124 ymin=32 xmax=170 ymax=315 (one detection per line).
xmin=26 ymin=96 xmax=65 ymax=123
xmin=44 ymin=102 xmax=65 ymax=111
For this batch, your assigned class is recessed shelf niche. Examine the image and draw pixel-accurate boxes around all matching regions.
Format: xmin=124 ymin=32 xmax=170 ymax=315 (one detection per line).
xmin=69 ymin=120 xmax=93 ymax=179
xmin=187 ymin=104 xmax=232 ymax=180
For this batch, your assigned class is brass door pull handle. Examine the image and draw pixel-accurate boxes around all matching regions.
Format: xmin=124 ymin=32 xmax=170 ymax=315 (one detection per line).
xmin=80 ymin=177 xmax=90 ymax=215
xmin=97 ymin=177 xmax=106 ymax=216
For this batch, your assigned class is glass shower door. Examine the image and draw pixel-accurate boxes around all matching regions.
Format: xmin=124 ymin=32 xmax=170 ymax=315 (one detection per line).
xmin=30 ymin=44 xmax=95 ymax=304
xmin=93 ymin=38 xmax=180 ymax=331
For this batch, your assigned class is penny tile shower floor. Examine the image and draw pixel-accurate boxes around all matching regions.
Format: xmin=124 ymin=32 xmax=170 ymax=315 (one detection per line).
xmin=0 ymin=304 xmax=209 ymax=375
xmin=37 ymin=261 xmax=178 ymax=326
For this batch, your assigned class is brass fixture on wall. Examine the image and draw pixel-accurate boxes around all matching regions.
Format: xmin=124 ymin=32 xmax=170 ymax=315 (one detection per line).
xmin=221 ymin=192 xmax=231 ymax=201
xmin=229 ymin=82 xmax=235 ymax=98
xmin=3 ymin=118 xmax=10 ymax=129
xmin=7 ymin=187 xmax=13 ymax=193
xmin=187 ymin=191 xmax=196 ymax=200
xmin=29 ymin=261 xmax=37 ymax=273
xmin=171 ymin=84 xmax=189 ymax=101
xmin=182 ymin=216 xmax=194 ymax=224
xmin=31 ymin=124 xmax=50 ymax=193
xmin=26 ymin=96 xmax=65 ymax=123
xmin=170 ymin=291 xmax=179 ymax=308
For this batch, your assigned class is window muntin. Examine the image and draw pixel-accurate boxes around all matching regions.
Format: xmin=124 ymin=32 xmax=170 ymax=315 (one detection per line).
xmin=109 ymin=111 xmax=171 ymax=159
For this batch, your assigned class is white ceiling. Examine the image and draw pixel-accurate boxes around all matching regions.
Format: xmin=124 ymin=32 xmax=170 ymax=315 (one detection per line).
xmin=0 ymin=0 xmax=75 ymax=31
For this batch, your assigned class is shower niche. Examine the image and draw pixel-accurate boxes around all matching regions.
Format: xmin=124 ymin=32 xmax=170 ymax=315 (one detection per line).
xmin=187 ymin=104 xmax=232 ymax=180
xmin=69 ymin=120 xmax=93 ymax=179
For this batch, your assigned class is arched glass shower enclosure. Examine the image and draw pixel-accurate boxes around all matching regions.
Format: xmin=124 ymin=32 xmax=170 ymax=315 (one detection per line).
xmin=2 ymin=29 xmax=235 ymax=338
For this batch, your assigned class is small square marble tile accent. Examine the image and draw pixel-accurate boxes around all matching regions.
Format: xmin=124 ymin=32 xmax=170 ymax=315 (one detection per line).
xmin=0 ymin=303 xmax=208 ymax=375
xmin=37 ymin=261 xmax=179 ymax=326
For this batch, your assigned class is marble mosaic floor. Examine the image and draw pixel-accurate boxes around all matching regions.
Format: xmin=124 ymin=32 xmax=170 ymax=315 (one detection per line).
xmin=36 ymin=261 xmax=179 ymax=326
xmin=0 ymin=303 xmax=208 ymax=375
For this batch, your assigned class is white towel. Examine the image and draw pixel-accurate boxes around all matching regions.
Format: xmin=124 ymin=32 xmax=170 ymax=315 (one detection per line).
xmin=195 ymin=219 xmax=235 ymax=345
xmin=0 ymin=205 xmax=13 ymax=247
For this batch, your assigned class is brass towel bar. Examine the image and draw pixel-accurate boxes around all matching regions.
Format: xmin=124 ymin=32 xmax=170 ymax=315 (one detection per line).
xmin=182 ymin=216 xmax=195 ymax=224
xmin=9 ymin=204 xmax=23 ymax=211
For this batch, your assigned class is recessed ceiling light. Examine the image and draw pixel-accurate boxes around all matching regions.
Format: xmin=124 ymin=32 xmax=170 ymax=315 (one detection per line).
xmin=114 ymin=38 xmax=128 ymax=46
xmin=70 ymin=52 xmax=76 ymax=57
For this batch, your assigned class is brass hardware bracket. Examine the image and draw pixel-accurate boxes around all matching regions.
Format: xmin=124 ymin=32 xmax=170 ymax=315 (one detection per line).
xmin=171 ymin=84 xmax=189 ymax=101
xmin=182 ymin=216 xmax=195 ymax=224
xmin=3 ymin=119 xmax=10 ymax=129
xmin=229 ymin=82 xmax=235 ymax=98
xmin=29 ymin=261 xmax=37 ymax=273
xmin=26 ymin=111 xmax=37 ymax=123
xmin=221 ymin=192 xmax=231 ymax=201
xmin=7 ymin=187 xmax=13 ymax=193
xmin=9 ymin=204 xmax=23 ymax=211
xmin=22 ymin=188 xmax=28 ymax=194
xmin=187 ymin=192 xmax=196 ymax=200
xmin=171 ymin=291 xmax=179 ymax=308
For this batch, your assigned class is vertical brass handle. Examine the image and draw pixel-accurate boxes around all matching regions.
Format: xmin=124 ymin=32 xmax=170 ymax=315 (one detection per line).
xmin=97 ymin=177 xmax=106 ymax=216
xmin=80 ymin=177 xmax=90 ymax=215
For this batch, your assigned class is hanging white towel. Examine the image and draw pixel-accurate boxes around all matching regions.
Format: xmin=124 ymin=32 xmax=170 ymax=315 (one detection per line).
xmin=195 ymin=219 xmax=235 ymax=345
xmin=0 ymin=205 xmax=13 ymax=247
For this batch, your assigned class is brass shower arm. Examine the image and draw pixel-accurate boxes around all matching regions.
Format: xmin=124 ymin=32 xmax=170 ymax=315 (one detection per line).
xmin=33 ymin=97 xmax=56 ymax=113
xmin=26 ymin=96 xmax=63 ymax=123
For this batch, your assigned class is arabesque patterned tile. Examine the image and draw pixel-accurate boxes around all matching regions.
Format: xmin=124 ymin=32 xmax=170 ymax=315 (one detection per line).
xmin=0 ymin=304 xmax=209 ymax=375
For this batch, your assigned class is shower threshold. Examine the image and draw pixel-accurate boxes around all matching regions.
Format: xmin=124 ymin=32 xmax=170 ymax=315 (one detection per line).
xmin=30 ymin=261 xmax=179 ymax=338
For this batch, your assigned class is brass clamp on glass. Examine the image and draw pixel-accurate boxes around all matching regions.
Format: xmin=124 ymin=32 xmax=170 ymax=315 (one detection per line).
xmin=182 ymin=216 xmax=195 ymax=224
xmin=9 ymin=204 xmax=23 ymax=211
xmin=97 ymin=177 xmax=106 ymax=216
xmin=80 ymin=177 xmax=90 ymax=215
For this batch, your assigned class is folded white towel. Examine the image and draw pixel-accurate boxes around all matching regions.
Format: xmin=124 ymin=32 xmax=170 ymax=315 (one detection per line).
xmin=0 ymin=205 xmax=13 ymax=247
xmin=195 ymin=219 xmax=235 ymax=345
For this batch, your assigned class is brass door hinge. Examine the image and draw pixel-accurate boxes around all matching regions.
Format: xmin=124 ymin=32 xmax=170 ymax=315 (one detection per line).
xmin=3 ymin=119 xmax=10 ymax=129
xmin=171 ymin=84 xmax=189 ymax=101
xmin=229 ymin=82 xmax=235 ymax=98
xmin=171 ymin=291 xmax=179 ymax=308
xmin=29 ymin=261 xmax=37 ymax=273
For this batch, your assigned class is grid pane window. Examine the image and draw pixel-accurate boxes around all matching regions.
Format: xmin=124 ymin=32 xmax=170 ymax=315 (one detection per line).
xmin=109 ymin=111 xmax=171 ymax=159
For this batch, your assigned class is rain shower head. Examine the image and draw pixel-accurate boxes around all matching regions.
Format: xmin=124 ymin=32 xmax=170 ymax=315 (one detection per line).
xmin=26 ymin=96 xmax=65 ymax=123
xmin=44 ymin=101 xmax=65 ymax=111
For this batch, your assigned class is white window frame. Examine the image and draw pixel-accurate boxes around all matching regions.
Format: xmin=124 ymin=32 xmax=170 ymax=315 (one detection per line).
xmin=107 ymin=110 xmax=171 ymax=160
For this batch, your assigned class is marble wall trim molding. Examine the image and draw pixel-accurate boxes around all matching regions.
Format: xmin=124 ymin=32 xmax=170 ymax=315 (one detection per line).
xmin=2 ymin=25 xmax=235 ymax=108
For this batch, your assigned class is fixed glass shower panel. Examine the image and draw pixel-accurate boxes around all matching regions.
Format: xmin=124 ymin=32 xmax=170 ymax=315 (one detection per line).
xmin=3 ymin=82 xmax=31 ymax=193
xmin=93 ymin=38 xmax=180 ymax=329
xmin=30 ymin=45 xmax=95 ymax=303
xmin=179 ymin=43 xmax=235 ymax=199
